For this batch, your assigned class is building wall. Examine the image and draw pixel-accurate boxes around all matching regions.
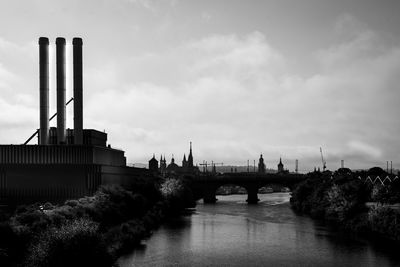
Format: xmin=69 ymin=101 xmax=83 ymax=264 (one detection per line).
xmin=0 ymin=145 xmax=125 ymax=166
xmin=0 ymin=163 xmax=148 ymax=205
xmin=92 ymin=146 xmax=126 ymax=166
xmin=101 ymin=165 xmax=148 ymax=188
xmin=0 ymin=145 xmax=139 ymax=205
xmin=0 ymin=164 xmax=101 ymax=204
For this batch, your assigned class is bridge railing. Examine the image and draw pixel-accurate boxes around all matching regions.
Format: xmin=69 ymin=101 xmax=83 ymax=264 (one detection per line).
xmin=360 ymin=175 xmax=398 ymax=186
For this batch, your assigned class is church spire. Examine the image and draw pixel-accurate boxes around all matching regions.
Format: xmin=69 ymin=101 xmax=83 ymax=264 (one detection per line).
xmin=182 ymin=154 xmax=187 ymax=168
xmin=278 ymin=157 xmax=284 ymax=173
xmin=188 ymin=141 xmax=193 ymax=168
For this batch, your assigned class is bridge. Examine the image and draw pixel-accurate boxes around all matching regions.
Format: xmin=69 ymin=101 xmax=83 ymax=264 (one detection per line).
xmin=190 ymin=172 xmax=306 ymax=204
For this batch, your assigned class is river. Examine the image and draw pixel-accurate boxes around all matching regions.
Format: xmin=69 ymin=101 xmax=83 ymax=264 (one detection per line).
xmin=118 ymin=193 xmax=400 ymax=266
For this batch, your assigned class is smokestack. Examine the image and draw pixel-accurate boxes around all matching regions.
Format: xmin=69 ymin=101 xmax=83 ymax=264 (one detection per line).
xmin=39 ymin=37 xmax=49 ymax=145
xmin=56 ymin=37 xmax=66 ymax=144
xmin=73 ymin=37 xmax=83 ymax=145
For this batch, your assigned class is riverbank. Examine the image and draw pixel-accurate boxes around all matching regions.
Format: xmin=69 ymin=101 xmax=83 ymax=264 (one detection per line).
xmin=290 ymin=170 xmax=400 ymax=242
xmin=0 ymin=177 xmax=195 ymax=266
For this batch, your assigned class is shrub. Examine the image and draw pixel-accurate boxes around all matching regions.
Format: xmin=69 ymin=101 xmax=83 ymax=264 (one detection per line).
xmin=105 ymin=219 xmax=150 ymax=255
xmin=160 ymin=178 xmax=195 ymax=213
xmin=368 ymin=205 xmax=400 ymax=241
xmin=26 ymin=218 xmax=113 ymax=267
xmin=326 ymin=184 xmax=356 ymax=221
xmin=372 ymin=182 xmax=400 ymax=204
xmin=2 ymin=182 xmax=176 ymax=265
xmin=92 ymin=185 xmax=148 ymax=228
xmin=64 ymin=199 xmax=79 ymax=207
xmin=290 ymin=176 xmax=332 ymax=215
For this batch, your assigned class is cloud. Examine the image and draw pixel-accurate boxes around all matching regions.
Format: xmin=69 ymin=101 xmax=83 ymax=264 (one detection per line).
xmin=334 ymin=13 xmax=367 ymax=36
xmin=347 ymin=141 xmax=382 ymax=159
xmin=186 ymin=31 xmax=285 ymax=80
xmin=201 ymin=12 xmax=211 ymax=23
xmin=78 ymin=25 xmax=400 ymax=170
xmin=0 ymin=63 xmax=17 ymax=92
xmin=1 ymin=13 xmax=399 ymax=171
xmin=125 ymin=0 xmax=178 ymax=12
xmin=132 ymin=12 xmax=396 ymax=170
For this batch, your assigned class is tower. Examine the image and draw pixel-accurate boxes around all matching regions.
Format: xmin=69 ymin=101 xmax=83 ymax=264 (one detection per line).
xmin=73 ymin=38 xmax=83 ymax=145
xmin=258 ymin=154 xmax=266 ymax=173
xmin=149 ymin=154 xmax=158 ymax=173
xmin=278 ymin=157 xmax=284 ymax=173
xmin=188 ymin=141 xmax=193 ymax=168
xmin=56 ymin=37 xmax=66 ymax=144
xmin=182 ymin=154 xmax=187 ymax=168
xmin=39 ymin=37 xmax=49 ymax=145
xmin=159 ymin=155 xmax=167 ymax=173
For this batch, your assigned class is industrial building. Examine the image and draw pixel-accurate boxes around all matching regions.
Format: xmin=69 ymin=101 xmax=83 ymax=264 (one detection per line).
xmin=0 ymin=37 xmax=147 ymax=205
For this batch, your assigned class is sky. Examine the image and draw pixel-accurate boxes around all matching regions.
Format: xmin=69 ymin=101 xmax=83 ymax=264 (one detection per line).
xmin=0 ymin=0 xmax=400 ymax=172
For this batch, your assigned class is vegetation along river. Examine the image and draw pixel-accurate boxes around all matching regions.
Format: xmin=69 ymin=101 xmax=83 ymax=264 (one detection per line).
xmin=119 ymin=193 xmax=400 ymax=267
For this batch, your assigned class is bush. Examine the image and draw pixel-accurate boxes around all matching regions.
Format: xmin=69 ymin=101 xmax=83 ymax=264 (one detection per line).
xmin=290 ymin=175 xmax=332 ymax=216
xmin=326 ymin=184 xmax=357 ymax=221
xmin=368 ymin=205 xmax=400 ymax=241
xmin=26 ymin=218 xmax=113 ymax=267
xmin=290 ymin=171 xmax=400 ymax=242
xmin=160 ymin=178 xmax=195 ymax=213
xmin=1 ymin=180 xmax=183 ymax=265
xmin=105 ymin=219 xmax=150 ymax=255
xmin=92 ymin=185 xmax=148 ymax=229
xmin=372 ymin=182 xmax=400 ymax=204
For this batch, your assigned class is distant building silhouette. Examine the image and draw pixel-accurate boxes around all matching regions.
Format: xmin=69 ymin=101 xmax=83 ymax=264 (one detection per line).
xmin=157 ymin=142 xmax=199 ymax=175
xmin=258 ymin=154 xmax=266 ymax=173
xmin=159 ymin=155 xmax=167 ymax=174
xmin=182 ymin=154 xmax=187 ymax=168
xmin=167 ymin=155 xmax=180 ymax=173
xmin=148 ymin=154 xmax=158 ymax=173
xmin=188 ymin=142 xmax=194 ymax=168
xmin=277 ymin=157 xmax=288 ymax=174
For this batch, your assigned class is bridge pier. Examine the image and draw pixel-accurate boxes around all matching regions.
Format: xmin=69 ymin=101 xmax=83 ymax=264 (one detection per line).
xmin=246 ymin=188 xmax=259 ymax=204
xmin=203 ymin=190 xmax=217 ymax=204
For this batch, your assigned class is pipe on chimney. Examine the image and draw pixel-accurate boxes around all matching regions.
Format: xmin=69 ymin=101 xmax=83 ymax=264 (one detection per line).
xmin=73 ymin=37 xmax=83 ymax=145
xmin=39 ymin=37 xmax=49 ymax=145
xmin=56 ymin=37 xmax=66 ymax=144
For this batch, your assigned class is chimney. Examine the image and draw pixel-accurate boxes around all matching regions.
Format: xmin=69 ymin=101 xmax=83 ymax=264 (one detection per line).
xmin=39 ymin=37 xmax=49 ymax=145
xmin=73 ymin=38 xmax=83 ymax=144
xmin=56 ymin=37 xmax=66 ymax=144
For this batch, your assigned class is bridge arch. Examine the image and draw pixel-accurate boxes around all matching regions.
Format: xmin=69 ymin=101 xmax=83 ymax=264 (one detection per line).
xmin=216 ymin=184 xmax=248 ymax=196
xmin=203 ymin=183 xmax=259 ymax=204
xmin=192 ymin=173 xmax=305 ymax=204
xmin=258 ymin=183 xmax=291 ymax=193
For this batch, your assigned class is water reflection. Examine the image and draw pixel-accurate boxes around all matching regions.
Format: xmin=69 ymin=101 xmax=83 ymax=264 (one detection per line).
xmin=119 ymin=193 xmax=400 ymax=267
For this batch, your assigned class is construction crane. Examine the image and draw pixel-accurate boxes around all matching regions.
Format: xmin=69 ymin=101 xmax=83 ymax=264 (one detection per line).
xmin=24 ymin=97 xmax=74 ymax=145
xmin=199 ymin=161 xmax=209 ymax=172
xmin=199 ymin=161 xmax=223 ymax=173
xmin=320 ymin=147 xmax=327 ymax=172
xmin=210 ymin=161 xmax=223 ymax=166
xmin=210 ymin=161 xmax=223 ymax=173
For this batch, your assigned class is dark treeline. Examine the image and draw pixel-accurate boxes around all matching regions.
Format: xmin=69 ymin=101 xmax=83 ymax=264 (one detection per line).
xmin=290 ymin=168 xmax=400 ymax=242
xmin=0 ymin=176 xmax=195 ymax=267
